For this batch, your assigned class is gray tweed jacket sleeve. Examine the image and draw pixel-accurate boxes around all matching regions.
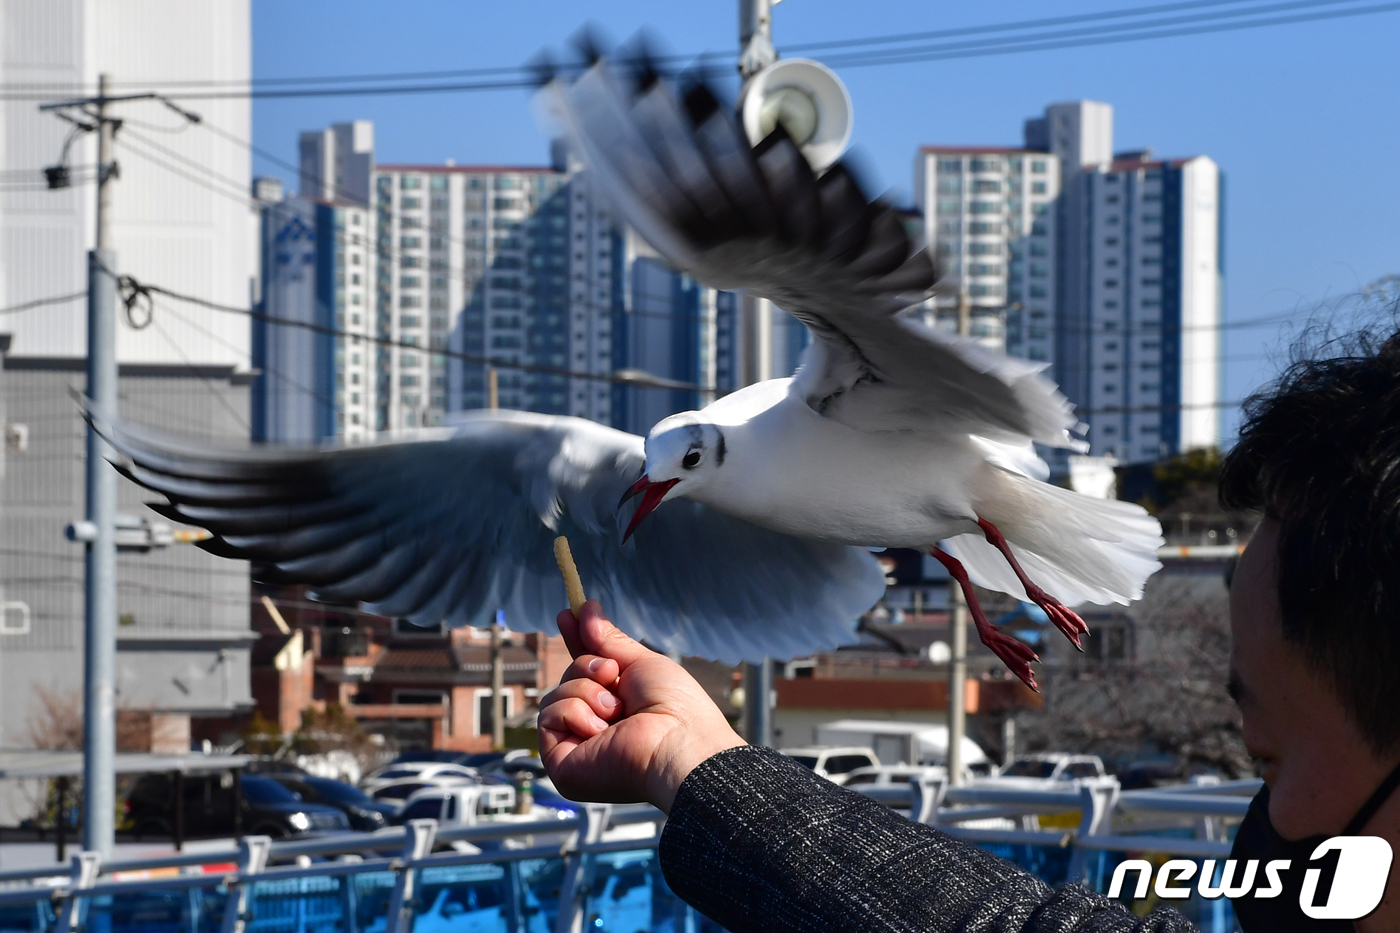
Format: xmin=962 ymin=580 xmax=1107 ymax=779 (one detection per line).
xmin=658 ymin=745 xmax=1196 ymax=933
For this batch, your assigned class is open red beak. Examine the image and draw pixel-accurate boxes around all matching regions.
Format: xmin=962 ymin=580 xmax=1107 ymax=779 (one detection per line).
xmin=620 ymin=474 xmax=679 ymax=543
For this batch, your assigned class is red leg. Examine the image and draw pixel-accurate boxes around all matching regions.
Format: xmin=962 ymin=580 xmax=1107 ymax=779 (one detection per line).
xmin=930 ymin=547 xmax=1040 ymax=693
xmin=976 ymin=516 xmax=1088 ymax=651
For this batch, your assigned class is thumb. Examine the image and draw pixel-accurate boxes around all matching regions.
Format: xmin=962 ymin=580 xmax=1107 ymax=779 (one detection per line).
xmin=577 ymin=600 xmax=652 ymax=670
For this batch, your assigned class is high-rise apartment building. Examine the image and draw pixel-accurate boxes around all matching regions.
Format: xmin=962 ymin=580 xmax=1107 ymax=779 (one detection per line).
xmin=372 ymin=161 xmax=617 ymax=428
xmin=1023 ymin=101 xmax=1222 ymax=463
xmin=268 ymin=125 xmax=741 ymax=441
xmin=253 ymin=196 xmax=376 ymax=443
xmin=611 ymin=231 xmax=722 ymax=436
xmin=1063 ymin=153 xmax=1222 ymax=462
xmin=914 ymin=147 xmax=1061 ymax=358
xmin=299 ymin=121 xmax=374 ymax=206
xmin=915 ymin=101 xmax=1223 ymax=465
xmin=0 ymin=0 xmax=256 ymax=765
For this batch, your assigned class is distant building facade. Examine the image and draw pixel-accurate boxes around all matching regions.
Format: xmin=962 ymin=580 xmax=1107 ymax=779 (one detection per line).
xmin=254 ymin=197 xmax=376 ymax=443
xmin=1061 ymin=153 xmax=1222 ymax=462
xmin=915 ymin=147 xmax=1062 ymax=358
xmin=263 ymin=123 xmax=744 ymax=441
xmin=0 ymin=0 xmax=256 ymax=775
xmin=916 ymin=100 xmax=1223 ymax=465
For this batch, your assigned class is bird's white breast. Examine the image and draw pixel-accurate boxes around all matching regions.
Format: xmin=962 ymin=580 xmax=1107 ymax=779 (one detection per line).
xmin=690 ymin=388 xmax=988 ymax=549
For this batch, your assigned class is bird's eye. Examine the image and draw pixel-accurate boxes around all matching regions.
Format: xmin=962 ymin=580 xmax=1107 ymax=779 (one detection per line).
xmin=682 ymin=450 xmax=701 ymax=469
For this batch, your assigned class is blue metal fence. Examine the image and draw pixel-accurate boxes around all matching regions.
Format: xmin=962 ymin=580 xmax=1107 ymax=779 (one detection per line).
xmin=0 ymin=778 xmax=1257 ymax=933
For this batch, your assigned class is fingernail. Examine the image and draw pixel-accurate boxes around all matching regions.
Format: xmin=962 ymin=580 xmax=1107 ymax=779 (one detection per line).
xmin=588 ymin=658 xmax=607 ymax=673
xmin=597 ymin=692 xmax=617 ymax=710
xmin=590 ymin=715 xmax=609 ymax=731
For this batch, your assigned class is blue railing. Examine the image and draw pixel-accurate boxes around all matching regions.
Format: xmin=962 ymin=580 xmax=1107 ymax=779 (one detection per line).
xmin=0 ymin=777 xmax=1258 ymax=933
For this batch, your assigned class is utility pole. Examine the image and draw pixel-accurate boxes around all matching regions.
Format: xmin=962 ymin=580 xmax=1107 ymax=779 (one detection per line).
xmin=83 ymin=74 xmax=119 ymax=857
xmin=946 ymin=290 xmax=971 ymax=787
xmin=39 ymin=80 xmax=196 ymax=858
xmin=487 ymin=369 xmax=505 ymax=749
xmin=737 ymin=0 xmax=778 ymax=749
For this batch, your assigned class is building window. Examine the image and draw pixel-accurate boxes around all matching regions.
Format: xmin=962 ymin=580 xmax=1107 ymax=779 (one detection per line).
xmin=1031 ymin=181 xmax=1047 ymax=194
xmin=937 ymin=159 xmax=962 ymax=172
xmin=972 ymin=179 xmax=1001 ymax=193
xmin=400 ymin=177 xmax=422 ymax=190
xmin=1031 ymin=160 xmax=1047 ymax=173
xmin=400 ymin=296 xmax=422 ymax=309
xmin=970 ymin=158 xmax=1002 ymax=172
xmin=401 ymin=236 xmax=421 ymax=248
xmin=475 ymin=689 xmax=514 ymax=737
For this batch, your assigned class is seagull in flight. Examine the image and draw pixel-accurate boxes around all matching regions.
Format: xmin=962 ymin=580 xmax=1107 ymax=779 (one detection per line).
xmin=105 ymin=55 xmax=1161 ymax=689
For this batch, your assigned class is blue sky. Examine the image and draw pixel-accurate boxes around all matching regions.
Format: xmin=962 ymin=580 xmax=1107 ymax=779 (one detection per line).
xmin=252 ymin=1 xmax=1400 ymax=444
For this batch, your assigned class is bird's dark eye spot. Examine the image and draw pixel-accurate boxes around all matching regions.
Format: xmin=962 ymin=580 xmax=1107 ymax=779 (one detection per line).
xmin=682 ymin=450 xmax=701 ymax=469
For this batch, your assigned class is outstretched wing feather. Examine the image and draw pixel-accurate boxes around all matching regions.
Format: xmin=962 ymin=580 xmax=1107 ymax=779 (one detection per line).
xmin=104 ymin=411 xmax=884 ymax=664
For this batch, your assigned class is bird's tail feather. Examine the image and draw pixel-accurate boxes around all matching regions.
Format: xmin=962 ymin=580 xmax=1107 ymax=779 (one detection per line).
xmin=943 ymin=469 xmax=1163 ymax=607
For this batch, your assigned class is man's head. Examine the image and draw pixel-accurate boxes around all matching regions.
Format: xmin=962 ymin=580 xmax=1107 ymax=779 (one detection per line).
xmin=1221 ymin=328 xmax=1400 ymax=835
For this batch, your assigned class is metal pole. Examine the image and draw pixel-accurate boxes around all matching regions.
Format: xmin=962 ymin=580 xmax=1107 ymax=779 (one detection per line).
xmin=173 ymin=771 xmax=184 ymax=852
xmin=55 ymin=776 xmax=68 ymax=863
xmin=487 ymin=374 xmax=504 ymax=750
xmin=737 ymin=0 xmax=777 ymax=749
xmin=739 ymin=0 xmax=777 ymax=77
xmin=490 ymin=612 xmax=505 ymax=749
xmin=741 ymin=658 xmax=773 ymax=747
xmin=946 ymin=290 xmax=971 ymax=787
xmin=82 ymin=72 xmax=118 ymax=858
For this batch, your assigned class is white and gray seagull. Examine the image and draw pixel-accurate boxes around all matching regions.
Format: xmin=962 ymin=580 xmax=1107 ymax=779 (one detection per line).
xmin=103 ymin=56 xmax=1161 ymax=689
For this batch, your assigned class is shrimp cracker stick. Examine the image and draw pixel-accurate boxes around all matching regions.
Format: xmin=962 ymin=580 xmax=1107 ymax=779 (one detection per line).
xmin=553 ymin=535 xmax=586 ymax=614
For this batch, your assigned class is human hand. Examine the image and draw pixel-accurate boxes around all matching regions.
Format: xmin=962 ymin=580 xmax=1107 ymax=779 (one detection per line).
xmin=538 ymin=600 xmax=745 ymax=814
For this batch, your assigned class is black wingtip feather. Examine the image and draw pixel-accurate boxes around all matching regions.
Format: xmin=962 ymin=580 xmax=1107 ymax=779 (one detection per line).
xmin=196 ymin=536 xmax=247 ymax=559
xmin=526 ymin=51 xmax=558 ymax=89
xmin=619 ymin=31 xmax=667 ymax=92
xmin=570 ymin=25 xmax=612 ymax=67
xmin=681 ymin=80 xmax=721 ymax=127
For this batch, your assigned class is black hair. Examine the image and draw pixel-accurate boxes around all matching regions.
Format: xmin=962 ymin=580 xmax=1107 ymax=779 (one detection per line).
xmin=1219 ymin=324 xmax=1400 ymax=755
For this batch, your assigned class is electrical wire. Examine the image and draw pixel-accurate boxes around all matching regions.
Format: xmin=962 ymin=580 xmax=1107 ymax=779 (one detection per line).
xmin=0 ymin=291 xmax=88 ymax=315
xmin=2 ymin=0 xmax=1396 ymax=101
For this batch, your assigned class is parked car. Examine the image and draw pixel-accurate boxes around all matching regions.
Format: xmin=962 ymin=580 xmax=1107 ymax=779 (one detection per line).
xmin=842 ymin=763 xmax=984 ymax=788
xmin=270 ymin=774 xmax=398 ymax=831
xmin=361 ymin=762 xmax=479 ymax=796
xmin=985 ymin=754 xmax=1106 ymax=787
xmin=390 ymin=749 xmax=473 ymax=765
xmin=391 ymin=784 xmax=516 ymax=826
xmin=779 ymin=746 xmax=881 ymax=786
xmin=126 ymin=773 xmax=349 ymax=839
xmin=369 ymin=780 xmax=436 ymax=809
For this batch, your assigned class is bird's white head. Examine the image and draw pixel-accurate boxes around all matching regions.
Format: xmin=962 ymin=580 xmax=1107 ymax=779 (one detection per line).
xmin=618 ymin=413 xmax=728 ymax=541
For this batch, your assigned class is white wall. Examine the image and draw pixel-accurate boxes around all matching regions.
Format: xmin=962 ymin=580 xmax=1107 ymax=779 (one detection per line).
xmin=0 ymin=0 xmax=252 ymax=367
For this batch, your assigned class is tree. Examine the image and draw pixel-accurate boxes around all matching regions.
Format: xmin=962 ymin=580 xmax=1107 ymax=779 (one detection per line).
xmin=1019 ymin=575 xmax=1251 ymax=778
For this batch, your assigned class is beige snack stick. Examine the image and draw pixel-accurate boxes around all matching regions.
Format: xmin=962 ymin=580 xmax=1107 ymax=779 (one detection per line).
xmin=553 ymin=536 xmax=587 ymax=615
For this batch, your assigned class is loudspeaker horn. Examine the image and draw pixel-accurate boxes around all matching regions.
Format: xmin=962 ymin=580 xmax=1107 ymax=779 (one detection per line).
xmin=739 ymin=58 xmax=853 ymax=172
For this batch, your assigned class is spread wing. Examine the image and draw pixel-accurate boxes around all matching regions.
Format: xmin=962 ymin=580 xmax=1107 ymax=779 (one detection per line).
xmin=542 ymin=59 xmax=1081 ymax=448
xmin=105 ymin=410 xmax=884 ymax=663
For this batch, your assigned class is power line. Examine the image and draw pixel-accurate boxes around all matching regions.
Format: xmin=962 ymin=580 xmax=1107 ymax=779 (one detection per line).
xmin=0 ymin=291 xmax=88 ymax=315
xmin=109 ymin=267 xmax=714 ymax=394
xmin=819 ymin=0 xmax=1400 ymax=70
xmin=4 ymin=0 xmax=1395 ymax=102
xmin=783 ymin=0 xmax=1329 ymax=52
xmin=0 ymin=0 xmax=1367 ymax=93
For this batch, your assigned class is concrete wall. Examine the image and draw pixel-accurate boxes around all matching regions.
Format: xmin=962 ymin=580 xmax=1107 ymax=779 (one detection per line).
xmin=0 ymin=364 xmax=255 ymax=751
